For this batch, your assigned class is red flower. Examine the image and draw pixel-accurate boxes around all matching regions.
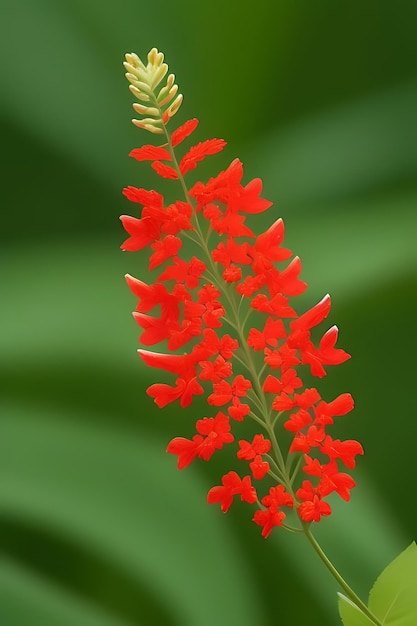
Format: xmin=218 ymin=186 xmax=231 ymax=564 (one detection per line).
xmin=139 ymin=349 xmax=205 ymax=408
xmin=207 ymin=471 xmax=257 ymax=513
xmin=167 ymin=411 xmax=234 ymax=469
xmin=198 ymin=355 xmax=233 ymax=383
xmin=320 ymin=436 xmax=364 ymax=469
xmin=301 ymin=326 xmax=351 ymax=378
xmin=250 ymin=455 xmax=270 ymax=480
xmin=158 ymin=256 xmax=206 ymax=288
xmin=296 ymin=480 xmax=332 ymax=522
xmin=248 ymin=317 xmax=286 ymax=351
xmin=262 ymin=485 xmax=294 ymax=509
xmin=253 ymin=508 xmax=286 ymax=538
xmin=298 ymin=495 xmax=332 ymax=523
xmin=208 ymin=374 xmax=252 ymax=406
xmin=264 ymin=369 xmax=303 ymax=396
xmin=120 ymin=215 xmax=160 ymax=252
xmin=237 ymin=434 xmax=271 ymax=460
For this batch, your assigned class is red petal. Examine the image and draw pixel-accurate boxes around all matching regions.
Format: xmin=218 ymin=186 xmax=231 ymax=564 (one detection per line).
xmin=291 ymin=295 xmax=332 ymax=331
xmin=122 ymin=187 xmax=164 ymax=207
xmin=167 ymin=437 xmax=199 ymax=469
xmin=129 ymin=145 xmax=172 ymax=161
xmin=119 ymin=215 xmax=160 ymax=251
xmin=151 ymin=161 xmax=179 ymax=179
xmin=179 ymin=139 xmax=227 ymax=175
xmin=171 ymin=118 xmax=199 ymax=147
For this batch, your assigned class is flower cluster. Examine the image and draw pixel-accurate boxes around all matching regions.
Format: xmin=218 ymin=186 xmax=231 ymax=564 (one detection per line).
xmin=121 ymin=48 xmax=363 ymax=538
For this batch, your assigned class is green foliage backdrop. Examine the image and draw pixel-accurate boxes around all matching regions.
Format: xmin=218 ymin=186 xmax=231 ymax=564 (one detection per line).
xmin=1 ymin=1 xmax=416 ymax=624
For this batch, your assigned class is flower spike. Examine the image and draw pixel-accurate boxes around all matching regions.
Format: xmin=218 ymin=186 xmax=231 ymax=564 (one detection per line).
xmin=120 ymin=48 xmax=363 ymax=540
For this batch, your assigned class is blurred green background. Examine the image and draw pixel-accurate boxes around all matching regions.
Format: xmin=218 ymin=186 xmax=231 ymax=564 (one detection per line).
xmin=1 ymin=0 xmax=417 ymax=624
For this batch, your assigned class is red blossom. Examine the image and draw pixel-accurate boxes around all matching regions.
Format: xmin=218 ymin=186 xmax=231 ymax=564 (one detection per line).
xmin=139 ymin=349 xmax=205 ymax=408
xmin=253 ymin=508 xmax=286 ymax=538
xmin=227 ymin=401 xmax=250 ymax=421
xmin=161 ymin=201 xmax=194 ymax=235
xmin=198 ymin=355 xmax=233 ymax=382
xmin=249 ymin=455 xmax=270 ymax=480
xmin=298 ymin=495 xmax=332 ymax=523
xmin=248 ymin=317 xmax=287 ymax=351
xmin=262 ymin=485 xmax=294 ymax=509
xmin=199 ymin=329 xmax=239 ymax=359
xmin=212 ymin=239 xmax=251 ymax=268
xmin=296 ymin=480 xmax=332 ymax=522
xmin=222 ymin=264 xmax=242 ymax=282
xmin=290 ymin=425 xmax=326 ymax=453
xmin=237 ymin=434 xmax=271 ymax=460
xmin=264 ymin=369 xmax=303 ymax=396
xmin=120 ymin=215 xmax=160 ymax=252
xmin=283 ymin=408 xmax=313 ymax=432
xmin=319 ymin=462 xmax=356 ymax=501
xmin=208 ymin=374 xmax=252 ymax=407
xmin=250 ymin=218 xmax=292 ymax=265
xmin=125 ymin=275 xmax=171 ymax=312
xmin=320 ymin=436 xmax=364 ymax=469
xmin=166 ymin=437 xmax=200 ymax=469
xmin=251 ymin=293 xmax=297 ymax=318
xmin=167 ymin=412 xmax=234 ymax=469
xmin=149 ymin=235 xmax=182 ymax=270
xmin=314 ymin=393 xmax=354 ymax=426
xmin=207 ymin=471 xmax=257 ymax=513
xmin=301 ymin=325 xmax=351 ymax=377
xmin=264 ymin=345 xmax=300 ymax=372
xmin=294 ymin=388 xmax=321 ymax=410
xmin=158 ymin=256 xmax=206 ymax=288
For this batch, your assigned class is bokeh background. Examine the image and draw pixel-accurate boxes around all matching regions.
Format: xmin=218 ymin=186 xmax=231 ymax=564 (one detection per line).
xmin=1 ymin=0 xmax=417 ymax=624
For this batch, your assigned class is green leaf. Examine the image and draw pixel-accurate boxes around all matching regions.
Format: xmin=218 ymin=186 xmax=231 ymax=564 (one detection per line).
xmin=338 ymin=594 xmax=374 ymax=626
xmin=339 ymin=544 xmax=417 ymax=626
xmin=368 ymin=542 xmax=417 ymax=625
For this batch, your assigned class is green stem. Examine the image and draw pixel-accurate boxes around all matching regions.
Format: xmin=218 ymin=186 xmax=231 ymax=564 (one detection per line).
xmin=302 ymin=524 xmax=382 ymax=626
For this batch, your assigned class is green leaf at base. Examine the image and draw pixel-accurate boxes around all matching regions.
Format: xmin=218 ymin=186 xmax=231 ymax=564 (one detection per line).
xmin=368 ymin=542 xmax=417 ymax=626
xmin=338 ymin=594 xmax=375 ymax=626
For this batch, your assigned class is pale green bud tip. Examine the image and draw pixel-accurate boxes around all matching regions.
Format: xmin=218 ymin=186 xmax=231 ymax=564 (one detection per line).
xmin=132 ymin=119 xmax=164 ymax=134
xmin=132 ymin=103 xmax=160 ymax=117
xmin=166 ymin=94 xmax=183 ymax=118
xmin=124 ymin=48 xmax=183 ymax=132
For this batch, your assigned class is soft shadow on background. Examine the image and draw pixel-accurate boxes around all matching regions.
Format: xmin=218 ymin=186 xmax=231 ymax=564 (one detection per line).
xmin=1 ymin=1 xmax=417 ymax=624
